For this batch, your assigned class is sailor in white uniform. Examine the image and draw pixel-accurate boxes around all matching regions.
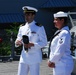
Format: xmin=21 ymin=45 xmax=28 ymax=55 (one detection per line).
xmin=48 ymin=11 xmax=74 ymax=75
xmin=15 ymin=6 xmax=47 ymax=75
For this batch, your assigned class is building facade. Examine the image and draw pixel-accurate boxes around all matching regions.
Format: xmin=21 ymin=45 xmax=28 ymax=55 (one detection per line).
xmin=0 ymin=0 xmax=76 ymax=40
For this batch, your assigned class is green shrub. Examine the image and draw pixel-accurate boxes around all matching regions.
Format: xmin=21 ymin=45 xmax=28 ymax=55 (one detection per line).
xmin=0 ymin=41 xmax=11 ymax=56
xmin=0 ymin=23 xmax=22 ymax=56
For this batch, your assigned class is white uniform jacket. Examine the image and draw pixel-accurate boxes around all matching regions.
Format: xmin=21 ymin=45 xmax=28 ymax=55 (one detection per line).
xmin=49 ymin=26 xmax=74 ymax=73
xmin=15 ymin=21 xmax=47 ymax=64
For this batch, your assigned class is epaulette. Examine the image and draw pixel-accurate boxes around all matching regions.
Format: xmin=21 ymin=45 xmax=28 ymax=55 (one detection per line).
xmin=35 ymin=23 xmax=42 ymax=27
xmin=20 ymin=23 xmax=25 ymax=27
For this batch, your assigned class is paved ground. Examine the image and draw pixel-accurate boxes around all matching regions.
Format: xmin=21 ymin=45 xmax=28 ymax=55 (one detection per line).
xmin=0 ymin=58 xmax=53 ymax=75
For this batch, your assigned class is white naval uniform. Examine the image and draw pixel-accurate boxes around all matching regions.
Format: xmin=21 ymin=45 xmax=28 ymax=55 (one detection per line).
xmin=15 ymin=20 xmax=47 ymax=75
xmin=49 ymin=26 xmax=74 ymax=75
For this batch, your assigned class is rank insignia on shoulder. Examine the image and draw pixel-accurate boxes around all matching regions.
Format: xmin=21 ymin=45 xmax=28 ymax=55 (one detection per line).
xmin=59 ymin=39 xmax=63 ymax=44
xmin=35 ymin=23 xmax=42 ymax=27
xmin=59 ymin=37 xmax=65 ymax=44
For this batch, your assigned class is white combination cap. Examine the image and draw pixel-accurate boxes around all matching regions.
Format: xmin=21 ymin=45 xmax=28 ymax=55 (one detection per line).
xmin=54 ymin=11 xmax=68 ymax=18
xmin=22 ymin=6 xmax=38 ymax=13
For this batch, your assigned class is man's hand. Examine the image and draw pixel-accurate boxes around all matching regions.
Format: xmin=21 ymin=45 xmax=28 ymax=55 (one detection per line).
xmin=15 ymin=40 xmax=22 ymax=46
xmin=47 ymin=61 xmax=55 ymax=68
xmin=24 ymin=42 xmax=34 ymax=48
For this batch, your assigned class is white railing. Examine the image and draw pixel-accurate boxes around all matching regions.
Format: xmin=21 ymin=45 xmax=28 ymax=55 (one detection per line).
xmin=68 ymin=12 xmax=76 ymax=27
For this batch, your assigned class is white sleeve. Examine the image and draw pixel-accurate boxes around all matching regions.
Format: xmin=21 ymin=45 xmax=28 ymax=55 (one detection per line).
xmin=49 ymin=31 xmax=70 ymax=63
xmin=15 ymin=27 xmax=22 ymax=47
xmin=34 ymin=26 xmax=48 ymax=48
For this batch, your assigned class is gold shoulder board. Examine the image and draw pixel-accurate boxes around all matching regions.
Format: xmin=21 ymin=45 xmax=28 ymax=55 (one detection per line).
xmin=20 ymin=23 xmax=25 ymax=27
xmin=35 ymin=23 xmax=42 ymax=27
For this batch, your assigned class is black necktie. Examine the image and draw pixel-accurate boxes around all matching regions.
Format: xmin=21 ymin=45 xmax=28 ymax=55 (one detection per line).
xmin=48 ymin=30 xmax=61 ymax=58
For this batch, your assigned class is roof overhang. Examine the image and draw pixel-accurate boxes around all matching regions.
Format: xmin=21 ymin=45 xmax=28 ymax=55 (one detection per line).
xmin=0 ymin=13 xmax=25 ymax=23
xmin=40 ymin=0 xmax=76 ymax=8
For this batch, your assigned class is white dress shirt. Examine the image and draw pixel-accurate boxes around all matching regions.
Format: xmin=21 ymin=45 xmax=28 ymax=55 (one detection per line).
xmin=49 ymin=26 xmax=74 ymax=75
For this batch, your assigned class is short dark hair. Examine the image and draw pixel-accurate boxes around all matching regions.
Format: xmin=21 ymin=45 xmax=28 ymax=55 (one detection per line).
xmin=23 ymin=11 xmax=36 ymax=15
xmin=58 ymin=17 xmax=68 ymax=25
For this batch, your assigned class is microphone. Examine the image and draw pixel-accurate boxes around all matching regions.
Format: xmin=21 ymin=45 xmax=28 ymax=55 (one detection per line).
xmin=22 ymin=35 xmax=29 ymax=52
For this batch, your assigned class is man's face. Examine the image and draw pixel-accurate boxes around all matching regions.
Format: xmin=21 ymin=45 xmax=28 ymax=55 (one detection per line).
xmin=24 ymin=13 xmax=35 ymax=23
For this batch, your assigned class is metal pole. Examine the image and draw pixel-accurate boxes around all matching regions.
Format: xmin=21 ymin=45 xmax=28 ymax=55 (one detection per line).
xmin=10 ymin=32 xmax=15 ymax=61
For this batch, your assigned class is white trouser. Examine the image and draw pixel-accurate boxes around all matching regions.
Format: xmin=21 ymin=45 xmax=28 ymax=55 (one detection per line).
xmin=17 ymin=63 xmax=40 ymax=75
xmin=53 ymin=62 xmax=73 ymax=75
xmin=53 ymin=68 xmax=72 ymax=75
